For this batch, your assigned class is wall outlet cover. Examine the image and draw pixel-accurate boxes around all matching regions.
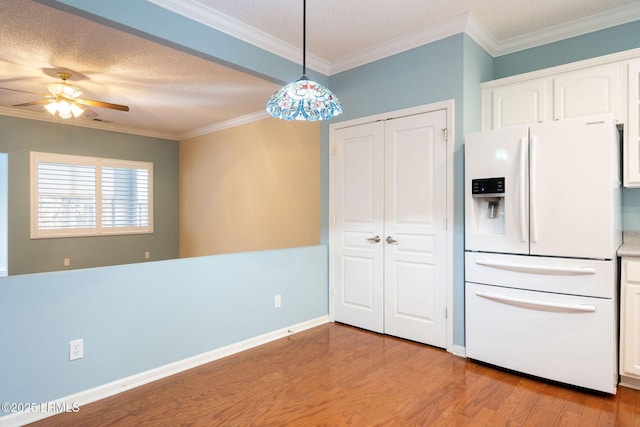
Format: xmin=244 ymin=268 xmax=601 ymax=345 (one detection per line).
xmin=69 ymin=338 xmax=83 ymax=361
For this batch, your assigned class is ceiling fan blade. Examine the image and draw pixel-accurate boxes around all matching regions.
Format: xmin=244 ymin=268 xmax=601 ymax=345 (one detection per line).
xmin=0 ymin=86 xmax=51 ymax=97
xmin=76 ymin=97 xmax=129 ymax=112
xmin=78 ymin=104 xmax=98 ymax=118
xmin=13 ymin=99 xmax=51 ymax=107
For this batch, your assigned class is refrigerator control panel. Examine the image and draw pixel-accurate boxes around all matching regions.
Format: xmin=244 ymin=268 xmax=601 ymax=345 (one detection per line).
xmin=471 ymin=177 xmax=505 ymax=197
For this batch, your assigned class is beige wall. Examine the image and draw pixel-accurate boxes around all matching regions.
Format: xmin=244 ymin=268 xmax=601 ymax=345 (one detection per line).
xmin=179 ymin=118 xmax=320 ymax=257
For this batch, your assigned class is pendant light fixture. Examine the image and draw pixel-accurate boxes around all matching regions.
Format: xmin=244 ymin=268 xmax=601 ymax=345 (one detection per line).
xmin=266 ymin=0 xmax=342 ymax=121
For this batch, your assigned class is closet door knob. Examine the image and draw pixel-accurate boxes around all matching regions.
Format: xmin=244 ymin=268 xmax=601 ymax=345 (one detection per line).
xmin=366 ymin=236 xmax=381 ymax=243
xmin=386 ymin=236 xmax=398 ymax=244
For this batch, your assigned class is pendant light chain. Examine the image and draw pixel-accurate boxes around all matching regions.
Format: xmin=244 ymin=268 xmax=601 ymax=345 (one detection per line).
xmin=302 ymin=0 xmax=306 ymax=75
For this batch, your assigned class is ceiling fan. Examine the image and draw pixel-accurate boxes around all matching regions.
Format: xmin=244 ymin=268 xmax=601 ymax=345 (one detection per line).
xmin=0 ymin=72 xmax=129 ymax=119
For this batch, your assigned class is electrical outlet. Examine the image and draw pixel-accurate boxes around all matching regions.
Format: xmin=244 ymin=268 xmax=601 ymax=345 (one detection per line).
xmin=144 ymin=251 xmax=150 ymax=259
xmin=63 ymin=258 xmax=70 ymax=267
xmin=274 ymin=294 xmax=281 ymax=309
xmin=69 ymin=339 xmax=83 ymax=361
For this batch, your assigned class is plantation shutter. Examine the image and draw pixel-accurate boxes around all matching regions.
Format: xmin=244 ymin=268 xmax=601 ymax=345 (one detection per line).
xmin=31 ymin=152 xmax=153 ymax=238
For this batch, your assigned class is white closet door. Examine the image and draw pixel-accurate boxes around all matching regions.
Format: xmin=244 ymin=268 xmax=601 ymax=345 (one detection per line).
xmin=331 ymin=109 xmax=448 ymax=348
xmin=332 ymin=122 xmax=385 ymax=333
xmin=383 ymin=110 xmax=447 ymax=347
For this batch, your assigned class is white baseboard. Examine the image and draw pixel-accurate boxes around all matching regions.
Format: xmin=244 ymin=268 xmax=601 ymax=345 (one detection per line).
xmin=452 ymin=344 xmax=466 ymax=358
xmin=619 ymin=375 xmax=640 ymax=391
xmin=0 ymin=315 xmax=330 ymax=427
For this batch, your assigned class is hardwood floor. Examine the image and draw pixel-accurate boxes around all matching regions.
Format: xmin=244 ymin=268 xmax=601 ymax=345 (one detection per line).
xmin=29 ymin=322 xmax=640 ymax=426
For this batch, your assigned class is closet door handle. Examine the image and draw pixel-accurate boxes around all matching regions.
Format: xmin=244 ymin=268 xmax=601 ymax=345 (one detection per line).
xmin=366 ymin=236 xmax=381 ymax=243
xmin=386 ymin=236 xmax=398 ymax=244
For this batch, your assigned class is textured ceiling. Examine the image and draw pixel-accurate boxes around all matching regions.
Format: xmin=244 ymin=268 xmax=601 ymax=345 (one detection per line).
xmin=0 ymin=0 xmax=638 ymax=139
xmin=0 ymin=0 xmax=281 ymax=139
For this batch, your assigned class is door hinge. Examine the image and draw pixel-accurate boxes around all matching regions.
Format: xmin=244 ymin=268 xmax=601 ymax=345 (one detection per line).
xmin=444 ymin=307 xmax=448 ymax=318
xmin=332 ymin=215 xmax=336 ymax=225
xmin=331 ymin=145 xmax=337 ymax=155
xmin=442 ymin=127 xmax=448 ymax=142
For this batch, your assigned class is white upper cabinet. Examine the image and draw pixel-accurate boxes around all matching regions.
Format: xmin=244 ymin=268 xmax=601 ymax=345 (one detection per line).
xmin=553 ymin=64 xmax=623 ymax=122
xmin=480 ymin=49 xmax=640 ymax=187
xmin=626 ymin=59 xmax=640 ymax=187
xmin=487 ymin=79 xmax=550 ymax=129
xmin=482 ymin=63 xmax=624 ymax=131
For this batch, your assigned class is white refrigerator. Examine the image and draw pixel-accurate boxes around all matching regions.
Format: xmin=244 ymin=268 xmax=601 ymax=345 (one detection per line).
xmin=464 ymin=113 xmax=621 ymax=394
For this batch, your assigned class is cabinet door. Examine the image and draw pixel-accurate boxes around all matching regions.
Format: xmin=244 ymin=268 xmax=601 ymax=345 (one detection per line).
xmin=625 ymin=60 xmax=640 ymax=187
xmin=553 ymin=64 xmax=622 ymax=121
xmin=622 ymin=259 xmax=640 ymax=378
xmin=490 ymin=79 xmax=549 ymax=129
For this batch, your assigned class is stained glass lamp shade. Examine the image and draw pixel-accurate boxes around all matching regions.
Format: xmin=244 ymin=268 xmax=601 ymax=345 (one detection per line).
xmin=266 ymin=75 xmax=342 ymax=121
xmin=266 ymin=0 xmax=342 ymax=121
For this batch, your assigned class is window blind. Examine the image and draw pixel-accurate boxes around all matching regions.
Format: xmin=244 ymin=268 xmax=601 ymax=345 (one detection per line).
xmin=37 ymin=162 xmax=96 ymax=230
xmin=31 ymin=152 xmax=153 ymax=238
xmin=101 ymin=166 xmax=150 ymax=228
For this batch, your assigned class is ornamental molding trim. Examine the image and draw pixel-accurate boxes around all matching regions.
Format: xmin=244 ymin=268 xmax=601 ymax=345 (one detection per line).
xmin=149 ymin=0 xmax=640 ymax=74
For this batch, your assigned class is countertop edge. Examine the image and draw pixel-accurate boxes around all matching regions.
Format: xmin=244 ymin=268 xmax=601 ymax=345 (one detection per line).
xmin=618 ymin=231 xmax=640 ymax=257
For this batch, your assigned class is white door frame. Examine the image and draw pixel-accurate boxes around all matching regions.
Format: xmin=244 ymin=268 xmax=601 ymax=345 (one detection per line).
xmin=328 ymin=99 xmax=455 ymax=354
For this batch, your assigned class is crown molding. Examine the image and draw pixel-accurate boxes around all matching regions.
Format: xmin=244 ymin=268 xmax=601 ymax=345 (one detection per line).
xmin=0 ymin=104 xmax=275 ymax=142
xmin=146 ymin=0 xmax=330 ymax=75
xmin=494 ymin=2 xmax=640 ymax=56
xmin=179 ymin=110 xmax=270 ymax=140
xmin=464 ymin=14 xmax=499 ymax=57
xmin=149 ymin=0 xmax=640 ymax=70
xmin=329 ymin=13 xmax=482 ymax=75
xmin=0 ymin=107 xmax=180 ymax=141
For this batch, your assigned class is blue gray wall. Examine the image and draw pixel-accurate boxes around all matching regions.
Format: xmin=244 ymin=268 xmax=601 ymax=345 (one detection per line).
xmin=1 ymin=245 xmax=328 ymax=409
xmin=494 ymin=21 xmax=640 ymax=79
xmin=0 ymin=116 xmax=179 ymax=275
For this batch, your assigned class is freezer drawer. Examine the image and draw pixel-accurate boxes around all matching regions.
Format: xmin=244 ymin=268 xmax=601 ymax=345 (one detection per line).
xmin=465 ymin=282 xmax=617 ymax=394
xmin=465 ymin=252 xmax=616 ymax=298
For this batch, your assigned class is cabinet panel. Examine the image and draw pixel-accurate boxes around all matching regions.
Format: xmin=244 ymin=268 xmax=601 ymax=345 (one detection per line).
xmin=491 ymin=79 xmax=549 ymax=129
xmin=625 ymin=60 xmax=640 ymax=187
xmin=621 ymin=259 xmax=640 ymax=382
xmin=553 ymin=64 xmax=622 ymax=121
xmin=622 ymin=283 xmax=640 ymax=377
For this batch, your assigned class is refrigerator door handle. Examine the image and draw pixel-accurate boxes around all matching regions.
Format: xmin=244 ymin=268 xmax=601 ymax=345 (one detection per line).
xmin=519 ymin=137 xmax=528 ymax=242
xmin=529 ymin=136 xmax=538 ymax=243
xmin=475 ymin=290 xmax=596 ymax=312
xmin=474 ymin=258 xmax=596 ymax=275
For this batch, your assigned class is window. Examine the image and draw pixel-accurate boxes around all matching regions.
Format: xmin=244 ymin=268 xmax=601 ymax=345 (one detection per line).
xmin=30 ymin=152 xmax=153 ymax=238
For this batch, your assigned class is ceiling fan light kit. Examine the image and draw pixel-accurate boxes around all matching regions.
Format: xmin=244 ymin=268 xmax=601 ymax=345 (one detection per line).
xmin=266 ymin=0 xmax=342 ymax=121
xmin=47 ymin=73 xmax=82 ymax=99
xmin=2 ymin=71 xmax=129 ymax=120
xmin=44 ymin=98 xmax=84 ymax=119
xmin=43 ymin=72 xmax=84 ymax=119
